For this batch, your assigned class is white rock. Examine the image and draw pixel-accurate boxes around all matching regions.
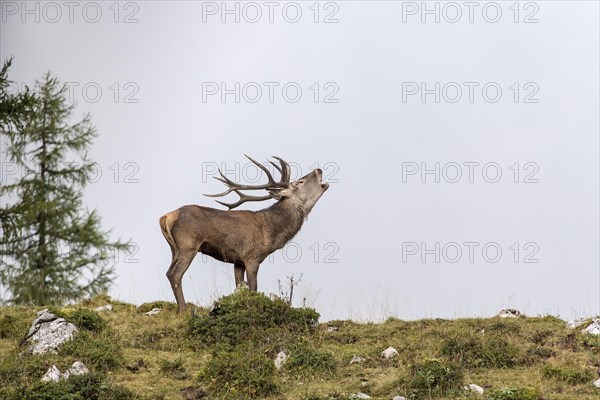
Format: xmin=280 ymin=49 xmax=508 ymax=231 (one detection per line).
xmin=274 ymin=351 xmax=288 ymax=370
xmin=326 ymin=326 xmax=339 ymax=332
xmin=41 ymin=365 xmax=61 ymax=382
xmin=392 ymin=397 xmax=407 ymax=400
xmin=381 ymin=346 xmax=399 ymax=359
xmin=350 ymin=355 xmax=365 ymax=364
xmin=94 ymin=304 xmax=113 ymax=312
xmin=566 ymin=318 xmax=586 ymax=329
xmin=583 ymin=318 xmax=600 ymax=335
xmin=593 ymin=378 xmax=600 ymax=388
xmin=68 ymin=361 xmax=89 ymax=376
xmin=143 ymin=308 xmax=162 ymax=316
xmin=26 ymin=309 xmax=78 ymax=354
xmin=498 ymin=308 xmax=521 ymax=318
xmin=464 ymin=383 xmax=484 ymax=394
xmin=350 ymin=393 xmax=371 ymax=399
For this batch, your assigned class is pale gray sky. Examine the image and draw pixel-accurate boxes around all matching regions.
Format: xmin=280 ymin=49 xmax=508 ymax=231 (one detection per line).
xmin=1 ymin=1 xmax=598 ymax=321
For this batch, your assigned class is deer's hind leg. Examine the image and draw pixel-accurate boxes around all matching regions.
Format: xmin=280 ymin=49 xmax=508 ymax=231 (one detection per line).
xmin=166 ymin=247 xmax=197 ymax=314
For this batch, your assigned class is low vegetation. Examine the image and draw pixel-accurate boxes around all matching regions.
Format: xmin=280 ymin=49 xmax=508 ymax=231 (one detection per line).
xmin=0 ymin=291 xmax=598 ymax=399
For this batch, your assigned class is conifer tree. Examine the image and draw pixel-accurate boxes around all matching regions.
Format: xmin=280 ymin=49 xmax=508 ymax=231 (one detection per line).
xmin=0 ymin=61 xmax=129 ymax=305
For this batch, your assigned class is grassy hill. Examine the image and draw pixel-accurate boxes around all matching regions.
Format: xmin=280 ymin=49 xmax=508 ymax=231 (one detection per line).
xmin=0 ymin=291 xmax=599 ymax=400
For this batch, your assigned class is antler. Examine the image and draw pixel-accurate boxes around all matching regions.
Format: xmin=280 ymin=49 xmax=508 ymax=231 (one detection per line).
xmin=205 ymin=155 xmax=291 ymax=210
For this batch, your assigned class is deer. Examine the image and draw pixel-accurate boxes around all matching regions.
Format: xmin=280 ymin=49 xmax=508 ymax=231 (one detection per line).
xmin=159 ymin=155 xmax=329 ymax=313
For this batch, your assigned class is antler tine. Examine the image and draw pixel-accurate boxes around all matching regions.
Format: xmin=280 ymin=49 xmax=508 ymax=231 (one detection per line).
xmin=244 ymin=154 xmax=277 ymax=187
xmin=216 ymin=190 xmax=273 ymax=210
xmin=272 ymin=156 xmax=291 ymax=184
xmin=204 ymin=187 xmax=235 ymax=198
xmin=269 ymin=160 xmax=282 ymax=175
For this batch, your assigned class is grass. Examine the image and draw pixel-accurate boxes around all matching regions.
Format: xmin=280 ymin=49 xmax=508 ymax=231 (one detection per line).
xmin=0 ymin=293 xmax=599 ymax=399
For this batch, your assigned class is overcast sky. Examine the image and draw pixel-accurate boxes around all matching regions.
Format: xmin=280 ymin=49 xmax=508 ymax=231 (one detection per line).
xmin=1 ymin=1 xmax=598 ymax=321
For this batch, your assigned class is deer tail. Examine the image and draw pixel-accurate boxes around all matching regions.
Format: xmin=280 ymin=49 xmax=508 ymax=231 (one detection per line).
xmin=159 ymin=212 xmax=177 ymax=252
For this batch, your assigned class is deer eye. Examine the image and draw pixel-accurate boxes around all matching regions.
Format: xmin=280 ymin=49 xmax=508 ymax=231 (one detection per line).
xmin=297 ymin=180 xmax=305 ymax=185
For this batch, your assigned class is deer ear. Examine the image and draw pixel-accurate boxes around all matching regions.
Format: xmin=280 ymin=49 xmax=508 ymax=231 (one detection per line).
xmin=268 ymin=187 xmax=292 ymax=200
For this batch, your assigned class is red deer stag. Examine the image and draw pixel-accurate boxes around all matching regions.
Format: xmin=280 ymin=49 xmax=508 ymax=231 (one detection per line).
xmin=159 ymin=155 xmax=329 ymax=313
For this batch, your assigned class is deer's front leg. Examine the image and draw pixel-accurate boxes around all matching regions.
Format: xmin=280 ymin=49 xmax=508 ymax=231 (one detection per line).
xmin=245 ymin=261 xmax=260 ymax=291
xmin=234 ymin=261 xmax=246 ymax=288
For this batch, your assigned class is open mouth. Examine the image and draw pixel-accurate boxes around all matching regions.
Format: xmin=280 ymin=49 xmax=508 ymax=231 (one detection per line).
xmin=316 ymin=169 xmax=328 ymax=189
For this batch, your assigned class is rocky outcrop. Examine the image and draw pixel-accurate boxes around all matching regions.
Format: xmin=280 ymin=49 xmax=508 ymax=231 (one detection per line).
xmin=25 ymin=309 xmax=77 ymax=354
xmin=498 ymin=309 xmax=522 ymax=318
xmin=583 ymin=318 xmax=600 ymax=335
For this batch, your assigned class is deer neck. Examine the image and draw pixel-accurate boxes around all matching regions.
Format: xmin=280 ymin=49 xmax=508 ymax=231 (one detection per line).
xmin=261 ymin=199 xmax=305 ymax=251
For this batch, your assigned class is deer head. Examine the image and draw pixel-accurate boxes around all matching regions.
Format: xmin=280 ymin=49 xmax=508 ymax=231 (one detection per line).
xmin=205 ymin=155 xmax=329 ymax=215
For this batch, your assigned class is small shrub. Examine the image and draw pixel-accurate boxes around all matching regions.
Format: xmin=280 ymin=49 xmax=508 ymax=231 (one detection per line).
xmin=530 ymin=330 xmax=553 ymax=345
xmin=198 ymin=347 xmax=278 ymax=399
xmin=322 ymin=322 xmax=360 ymax=344
xmin=441 ymin=334 xmax=522 ymax=368
xmin=576 ymin=333 xmax=600 ymax=354
xmin=0 ymin=310 xmax=33 ymax=341
xmin=285 ymin=343 xmax=337 ymax=378
xmin=404 ymin=358 xmax=464 ymax=398
xmin=188 ymin=289 xmax=319 ymax=349
xmin=0 ymin=350 xmax=59 ymax=386
xmin=524 ymin=345 xmax=556 ymax=364
xmin=159 ymin=357 xmax=189 ymax=380
xmin=487 ymin=321 xmax=522 ymax=334
xmin=487 ymin=387 xmax=542 ymax=400
xmin=8 ymin=373 xmax=133 ymax=400
xmin=542 ymin=363 xmax=595 ymax=385
xmin=65 ymin=309 xmax=107 ymax=332
xmin=60 ymin=331 xmax=124 ymax=372
xmin=0 ymin=315 xmax=19 ymax=339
